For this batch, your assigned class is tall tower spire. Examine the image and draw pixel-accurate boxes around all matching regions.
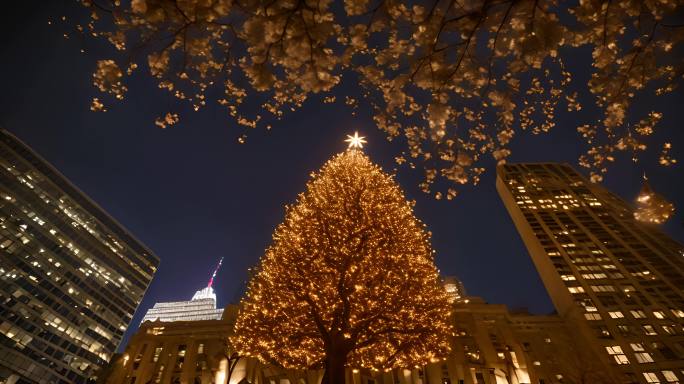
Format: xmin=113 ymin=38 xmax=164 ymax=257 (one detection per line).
xmin=208 ymin=257 xmax=224 ymax=288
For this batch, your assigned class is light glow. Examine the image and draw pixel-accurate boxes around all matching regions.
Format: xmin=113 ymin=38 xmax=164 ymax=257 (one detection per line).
xmin=344 ymin=132 xmax=367 ymax=149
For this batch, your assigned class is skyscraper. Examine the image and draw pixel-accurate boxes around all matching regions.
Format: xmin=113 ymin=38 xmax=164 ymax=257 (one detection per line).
xmin=141 ymin=258 xmax=224 ymax=323
xmin=497 ymin=163 xmax=684 ymax=384
xmin=140 ymin=287 xmax=224 ymax=323
xmin=443 ymin=275 xmax=466 ymax=302
xmin=0 ymin=129 xmax=160 ymax=384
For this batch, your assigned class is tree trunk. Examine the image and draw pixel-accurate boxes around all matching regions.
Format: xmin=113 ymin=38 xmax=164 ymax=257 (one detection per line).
xmin=321 ymin=351 xmax=346 ymax=384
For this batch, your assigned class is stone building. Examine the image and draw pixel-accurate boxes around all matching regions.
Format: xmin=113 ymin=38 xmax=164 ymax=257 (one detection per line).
xmin=101 ymin=295 xmax=584 ymax=384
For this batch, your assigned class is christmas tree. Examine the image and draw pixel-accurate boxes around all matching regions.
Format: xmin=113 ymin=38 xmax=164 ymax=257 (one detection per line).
xmin=231 ymin=134 xmax=453 ymax=384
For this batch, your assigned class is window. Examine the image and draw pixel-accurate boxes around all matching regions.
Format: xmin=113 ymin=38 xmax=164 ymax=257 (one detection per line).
xmin=609 ymin=311 xmax=624 ymax=319
xmin=582 ymin=273 xmax=607 ymax=280
xmin=670 ymin=309 xmax=684 ymax=318
xmin=195 ymin=359 xmax=206 ymax=371
xmin=605 ymin=346 xmax=629 ymax=365
xmin=642 ymin=372 xmax=659 ymax=383
xmin=591 ymin=285 xmax=616 ymax=292
xmin=598 ymin=327 xmax=612 ymax=338
xmin=643 ymin=325 xmax=658 ymax=336
xmin=197 ymin=343 xmax=204 ymax=354
xmin=631 ymin=343 xmax=645 ymax=352
xmin=154 ymin=365 xmax=165 ymax=383
xmin=661 ymin=371 xmax=678 ymax=383
xmin=568 ymin=286 xmax=585 ymax=294
xmin=653 ymin=311 xmax=666 ymax=319
xmin=441 ymin=364 xmax=450 ymax=384
xmin=585 ymin=313 xmax=602 ymax=320
xmin=152 ymin=346 xmax=162 ymax=363
xmin=635 ymin=353 xmax=654 ymax=363
xmin=631 ymin=310 xmax=647 ymax=319
xmin=175 ymin=345 xmax=186 ymax=370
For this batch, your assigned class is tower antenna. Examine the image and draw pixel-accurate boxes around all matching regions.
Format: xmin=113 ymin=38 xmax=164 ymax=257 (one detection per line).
xmin=208 ymin=257 xmax=224 ymax=288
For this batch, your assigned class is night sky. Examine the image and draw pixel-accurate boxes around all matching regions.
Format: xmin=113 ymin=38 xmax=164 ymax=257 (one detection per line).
xmin=2 ymin=2 xmax=683 ymax=350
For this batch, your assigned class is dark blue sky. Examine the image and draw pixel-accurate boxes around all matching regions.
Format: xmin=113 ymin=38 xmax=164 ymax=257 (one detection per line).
xmin=1 ymin=2 xmax=683 ymax=350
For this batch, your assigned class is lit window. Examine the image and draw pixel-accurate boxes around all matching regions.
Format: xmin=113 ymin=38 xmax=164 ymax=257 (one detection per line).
xmin=653 ymin=311 xmax=666 ymax=319
xmin=631 ymin=310 xmax=647 ymax=319
xmin=606 ymin=346 xmax=629 ymax=365
xmin=155 ymin=365 xmax=165 ymax=383
xmin=635 ymin=353 xmax=654 ymax=363
xmin=631 ymin=343 xmax=645 ymax=352
xmin=533 ymin=361 xmax=541 ymax=366
xmin=591 ymin=285 xmax=615 ymax=292
xmin=606 ymin=346 xmax=623 ymax=354
xmin=152 ymin=347 xmax=162 ymax=363
xmin=585 ymin=313 xmax=602 ymax=320
xmin=582 ymin=273 xmax=607 ymax=280
xmin=609 ymin=311 xmax=624 ymax=319
xmin=670 ymin=309 xmax=684 ymax=318
xmin=642 ymin=325 xmax=658 ymax=336
xmin=568 ymin=286 xmax=584 ymax=294
xmin=661 ymin=371 xmax=678 ymax=383
xmin=642 ymin=372 xmax=659 ymax=383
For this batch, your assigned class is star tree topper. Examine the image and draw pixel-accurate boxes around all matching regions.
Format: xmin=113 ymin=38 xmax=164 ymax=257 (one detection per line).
xmin=345 ymin=131 xmax=367 ymax=149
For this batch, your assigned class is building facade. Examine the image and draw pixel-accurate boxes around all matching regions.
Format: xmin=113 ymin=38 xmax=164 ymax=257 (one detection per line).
xmin=102 ymin=294 xmax=589 ymax=384
xmin=102 ymin=307 xmax=240 ymax=384
xmin=497 ymin=163 xmax=684 ymax=384
xmin=0 ymin=129 xmax=160 ymax=384
xmin=141 ymin=287 xmax=224 ymax=323
xmin=443 ymin=276 xmax=467 ymax=302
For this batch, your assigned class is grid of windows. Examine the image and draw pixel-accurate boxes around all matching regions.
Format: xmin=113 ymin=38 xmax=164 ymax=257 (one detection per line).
xmin=498 ymin=163 xmax=684 ymax=383
xmin=0 ymin=130 xmax=159 ymax=383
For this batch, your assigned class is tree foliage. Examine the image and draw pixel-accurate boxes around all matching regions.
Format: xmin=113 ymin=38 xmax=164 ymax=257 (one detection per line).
xmin=78 ymin=0 xmax=683 ymax=196
xmin=230 ymin=149 xmax=453 ymax=383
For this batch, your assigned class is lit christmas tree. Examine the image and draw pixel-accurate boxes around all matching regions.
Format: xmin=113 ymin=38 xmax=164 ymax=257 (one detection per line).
xmin=231 ymin=133 xmax=453 ymax=384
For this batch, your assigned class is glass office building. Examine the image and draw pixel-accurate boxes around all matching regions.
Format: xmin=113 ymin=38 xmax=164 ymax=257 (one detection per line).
xmin=0 ymin=129 xmax=159 ymax=384
xmin=497 ymin=163 xmax=684 ymax=384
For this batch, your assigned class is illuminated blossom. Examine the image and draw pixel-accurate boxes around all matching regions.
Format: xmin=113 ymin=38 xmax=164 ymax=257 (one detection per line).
xmin=76 ymin=0 xmax=684 ymax=197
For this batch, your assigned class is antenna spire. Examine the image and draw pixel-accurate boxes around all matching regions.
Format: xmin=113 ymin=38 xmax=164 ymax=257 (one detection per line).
xmin=208 ymin=257 xmax=224 ymax=288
